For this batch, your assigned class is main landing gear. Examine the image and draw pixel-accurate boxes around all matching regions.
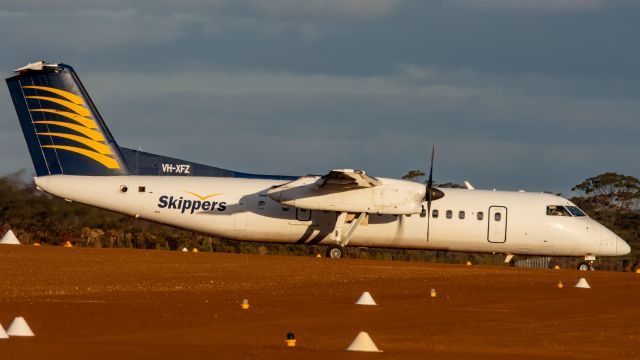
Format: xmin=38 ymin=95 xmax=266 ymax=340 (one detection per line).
xmin=326 ymin=212 xmax=367 ymax=259
xmin=326 ymin=245 xmax=344 ymax=259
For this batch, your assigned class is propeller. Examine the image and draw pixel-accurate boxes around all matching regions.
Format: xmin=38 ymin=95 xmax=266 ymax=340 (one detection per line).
xmin=425 ymin=146 xmax=444 ymax=241
xmin=426 ymin=146 xmax=435 ymax=202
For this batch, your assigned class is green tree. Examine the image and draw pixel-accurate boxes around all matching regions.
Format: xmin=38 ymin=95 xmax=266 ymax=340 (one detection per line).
xmin=402 ymin=170 xmax=425 ymax=182
xmin=436 ymin=182 xmax=465 ymax=189
xmin=571 ymin=172 xmax=640 ymax=262
xmin=571 ymin=172 xmax=639 ymax=210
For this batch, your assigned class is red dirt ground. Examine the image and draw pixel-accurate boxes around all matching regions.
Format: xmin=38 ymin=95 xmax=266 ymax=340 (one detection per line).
xmin=0 ymin=246 xmax=638 ymax=359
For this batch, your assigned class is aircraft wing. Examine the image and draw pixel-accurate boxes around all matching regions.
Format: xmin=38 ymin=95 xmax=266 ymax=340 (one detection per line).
xmin=267 ymin=169 xmax=425 ymax=215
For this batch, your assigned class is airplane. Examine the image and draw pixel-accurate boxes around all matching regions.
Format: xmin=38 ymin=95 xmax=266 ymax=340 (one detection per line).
xmin=5 ymin=61 xmax=631 ymax=270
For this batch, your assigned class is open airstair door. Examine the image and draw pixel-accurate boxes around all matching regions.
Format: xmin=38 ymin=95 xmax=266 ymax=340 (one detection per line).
xmin=487 ymin=206 xmax=507 ymax=243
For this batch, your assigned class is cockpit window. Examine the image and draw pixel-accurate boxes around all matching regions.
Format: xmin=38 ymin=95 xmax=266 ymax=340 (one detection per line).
xmin=546 ymin=205 xmax=586 ymax=217
xmin=565 ymin=206 xmax=586 ymax=217
xmin=546 ymin=205 xmax=571 ymax=216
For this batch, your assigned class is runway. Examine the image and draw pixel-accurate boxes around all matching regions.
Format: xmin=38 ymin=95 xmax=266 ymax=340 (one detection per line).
xmin=1 ymin=246 xmax=638 ymax=359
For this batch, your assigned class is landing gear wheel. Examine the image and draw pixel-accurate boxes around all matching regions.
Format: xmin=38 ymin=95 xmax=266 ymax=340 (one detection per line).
xmin=326 ymin=245 xmax=344 ymax=259
xmin=577 ymin=262 xmax=590 ymax=271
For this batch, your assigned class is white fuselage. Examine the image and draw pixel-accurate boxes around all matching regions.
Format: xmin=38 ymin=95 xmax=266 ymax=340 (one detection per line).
xmin=34 ymin=175 xmax=629 ymax=257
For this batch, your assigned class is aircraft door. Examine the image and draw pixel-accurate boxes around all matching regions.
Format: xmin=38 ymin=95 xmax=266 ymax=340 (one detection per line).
xmin=487 ymin=206 xmax=507 ymax=243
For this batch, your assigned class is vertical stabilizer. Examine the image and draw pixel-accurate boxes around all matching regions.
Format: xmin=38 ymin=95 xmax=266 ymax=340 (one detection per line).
xmin=6 ymin=61 xmax=128 ymax=176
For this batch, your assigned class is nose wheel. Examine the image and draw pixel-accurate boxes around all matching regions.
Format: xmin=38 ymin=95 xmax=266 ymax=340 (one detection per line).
xmin=577 ymin=261 xmax=595 ymax=271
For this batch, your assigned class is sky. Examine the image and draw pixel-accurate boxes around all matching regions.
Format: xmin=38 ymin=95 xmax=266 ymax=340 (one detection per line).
xmin=1 ymin=0 xmax=638 ymax=194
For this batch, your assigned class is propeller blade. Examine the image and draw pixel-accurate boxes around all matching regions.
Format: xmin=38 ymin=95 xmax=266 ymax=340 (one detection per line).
xmin=426 ymin=146 xmax=434 ymax=241
xmin=427 ymin=146 xmax=435 ymax=189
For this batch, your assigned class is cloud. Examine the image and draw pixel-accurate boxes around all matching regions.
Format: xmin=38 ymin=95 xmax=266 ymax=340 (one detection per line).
xmin=456 ymin=0 xmax=602 ymax=12
xmin=0 ymin=1 xmax=229 ymax=12
xmin=59 ymin=65 xmax=636 ymax=191
xmin=248 ymin=0 xmax=399 ymax=18
xmin=0 ymin=10 xmax=191 ymax=52
xmin=2 ymin=0 xmax=398 ymax=19
xmin=1 ymin=1 xmax=639 ymax=193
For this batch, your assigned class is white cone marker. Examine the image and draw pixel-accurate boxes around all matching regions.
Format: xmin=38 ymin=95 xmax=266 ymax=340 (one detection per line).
xmin=346 ymin=331 xmax=382 ymax=352
xmin=0 ymin=230 xmax=21 ymax=245
xmin=0 ymin=323 xmax=8 ymax=339
xmin=6 ymin=316 xmax=35 ymax=336
xmin=355 ymin=291 xmax=377 ymax=306
xmin=181 ymin=247 xmax=188 ymax=252
xmin=575 ymin=278 xmax=591 ymax=289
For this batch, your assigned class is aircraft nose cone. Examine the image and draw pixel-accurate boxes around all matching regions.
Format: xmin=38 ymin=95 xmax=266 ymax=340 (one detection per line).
xmin=617 ymin=237 xmax=631 ymax=256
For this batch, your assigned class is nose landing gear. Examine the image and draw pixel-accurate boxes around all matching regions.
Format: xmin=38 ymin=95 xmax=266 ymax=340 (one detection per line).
xmin=577 ymin=255 xmax=597 ymax=271
xmin=577 ymin=255 xmax=596 ymax=271
xmin=577 ymin=262 xmax=592 ymax=271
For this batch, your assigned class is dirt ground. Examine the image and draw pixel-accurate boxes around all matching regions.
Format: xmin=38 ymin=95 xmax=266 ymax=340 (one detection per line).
xmin=0 ymin=246 xmax=638 ymax=360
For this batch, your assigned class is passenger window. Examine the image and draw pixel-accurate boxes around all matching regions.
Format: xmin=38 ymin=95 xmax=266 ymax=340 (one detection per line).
xmin=258 ymin=201 xmax=266 ymax=209
xmin=477 ymin=212 xmax=484 ymax=220
xmin=494 ymin=213 xmax=501 ymax=221
xmin=546 ymin=205 xmax=571 ymax=216
xmin=432 ymin=209 xmax=439 ymax=218
xmin=459 ymin=211 xmax=465 ymax=219
xmin=446 ymin=210 xmax=453 ymax=219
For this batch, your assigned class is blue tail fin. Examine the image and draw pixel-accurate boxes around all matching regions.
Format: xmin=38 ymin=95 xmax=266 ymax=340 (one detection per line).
xmin=6 ymin=61 xmax=129 ymax=176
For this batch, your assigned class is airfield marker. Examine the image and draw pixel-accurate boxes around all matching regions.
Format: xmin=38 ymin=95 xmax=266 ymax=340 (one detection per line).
xmin=346 ymin=331 xmax=382 ymax=352
xmin=286 ymin=332 xmax=296 ymax=347
xmin=0 ymin=230 xmax=21 ymax=245
xmin=181 ymin=247 xmax=188 ymax=252
xmin=557 ymin=281 xmax=564 ymax=288
xmin=574 ymin=278 xmax=591 ymax=289
xmin=635 ymin=268 xmax=640 ymax=274
xmin=355 ymin=291 xmax=377 ymax=305
xmin=6 ymin=316 xmax=35 ymax=337
xmin=466 ymin=261 xmax=472 ymax=266
xmin=192 ymin=248 xmax=198 ymax=253
xmin=430 ymin=288 xmax=437 ymax=298
xmin=241 ymin=299 xmax=250 ymax=309
xmin=554 ymin=265 xmax=561 ymax=270
xmin=0 ymin=323 xmax=8 ymax=339
xmin=63 ymin=241 xmax=73 ymax=248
